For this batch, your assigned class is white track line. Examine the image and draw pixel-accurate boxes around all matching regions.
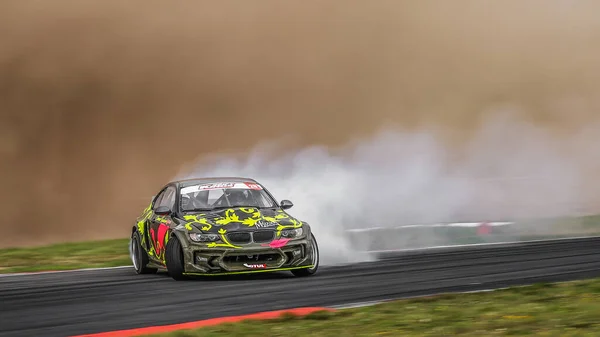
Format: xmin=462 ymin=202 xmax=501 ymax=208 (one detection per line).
xmin=364 ymin=235 xmax=600 ymax=255
xmin=346 ymin=222 xmax=513 ymax=232
xmin=331 ymin=285 xmax=526 ymax=310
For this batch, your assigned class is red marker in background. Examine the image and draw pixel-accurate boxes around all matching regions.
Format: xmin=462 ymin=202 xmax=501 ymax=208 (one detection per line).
xmin=477 ymin=222 xmax=492 ymax=235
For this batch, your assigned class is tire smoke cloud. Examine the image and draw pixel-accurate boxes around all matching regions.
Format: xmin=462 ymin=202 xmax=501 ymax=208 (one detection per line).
xmin=178 ymin=109 xmax=600 ymax=265
xmin=1 ymin=1 xmax=600 ymax=252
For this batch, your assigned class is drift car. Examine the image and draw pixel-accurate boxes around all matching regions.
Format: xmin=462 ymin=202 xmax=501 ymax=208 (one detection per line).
xmin=129 ymin=177 xmax=319 ymax=280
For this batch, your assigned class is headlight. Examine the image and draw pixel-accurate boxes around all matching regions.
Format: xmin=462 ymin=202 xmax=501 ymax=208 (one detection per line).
xmin=189 ymin=233 xmax=220 ymax=242
xmin=281 ymin=228 xmax=303 ymax=238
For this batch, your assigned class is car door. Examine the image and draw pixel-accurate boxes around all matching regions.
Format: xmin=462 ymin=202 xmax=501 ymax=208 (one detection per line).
xmin=148 ymin=185 xmax=177 ymax=264
xmin=139 ymin=187 xmax=167 ymax=260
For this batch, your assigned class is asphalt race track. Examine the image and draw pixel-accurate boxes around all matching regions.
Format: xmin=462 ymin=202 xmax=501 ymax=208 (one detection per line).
xmin=1 ymin=237 xmax=599 ymax=337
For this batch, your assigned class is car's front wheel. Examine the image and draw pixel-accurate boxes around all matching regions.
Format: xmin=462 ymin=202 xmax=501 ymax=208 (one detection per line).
xmin=165 ymin=235 xmax=187 ymax=281
xmin=291 ymin=233 xmax=319 ymax=277
xmin=130 ymin=231 xmax=157 ymax=275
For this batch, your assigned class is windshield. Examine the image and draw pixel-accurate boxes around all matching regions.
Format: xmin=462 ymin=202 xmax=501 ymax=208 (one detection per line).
xmin=179 ymin=182 xmax=277 ymax=211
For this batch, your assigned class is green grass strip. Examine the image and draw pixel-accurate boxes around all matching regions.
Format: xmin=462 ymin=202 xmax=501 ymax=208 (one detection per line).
xmin=0 ymin=238 xmax=131 ymax=273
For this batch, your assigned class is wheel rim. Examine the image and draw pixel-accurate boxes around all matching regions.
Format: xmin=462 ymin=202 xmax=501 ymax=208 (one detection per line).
xmin=131 ymin=237 xmax=140 ymax=270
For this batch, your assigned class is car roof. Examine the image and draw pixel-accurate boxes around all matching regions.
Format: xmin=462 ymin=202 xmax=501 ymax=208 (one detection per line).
xmin=171 ymin=176 xmax=259 ymax=187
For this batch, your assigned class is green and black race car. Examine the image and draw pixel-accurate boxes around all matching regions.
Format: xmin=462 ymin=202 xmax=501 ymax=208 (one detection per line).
xmin=129 ymin=177 xmax=319 ymax=280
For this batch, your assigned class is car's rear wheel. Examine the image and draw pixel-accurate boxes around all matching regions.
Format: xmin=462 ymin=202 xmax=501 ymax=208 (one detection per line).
xmin=165 ymin=235 xmax=187 ymax=281
xmin=292 ymin=233 xmax=319 ymax=277
xmin=131 ymin=231 xmax=157 ymax=275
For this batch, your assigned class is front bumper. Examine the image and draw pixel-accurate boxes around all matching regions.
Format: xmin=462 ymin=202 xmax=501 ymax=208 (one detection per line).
xmin=181 ymin=237 xmax=314 ymax=274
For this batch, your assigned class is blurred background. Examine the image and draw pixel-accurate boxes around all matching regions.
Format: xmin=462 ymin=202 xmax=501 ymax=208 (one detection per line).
xmin=1 ymin=0 xmax=599 ymax=251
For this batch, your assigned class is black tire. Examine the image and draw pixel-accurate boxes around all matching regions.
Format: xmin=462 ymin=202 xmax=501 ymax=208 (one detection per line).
xmin=130 ymin=231 xmax=158 ymax=275
xmin=292 ymin=233 xmax=319 ymax=277
xmin=165 ymin=235 xmax=187 ymax=281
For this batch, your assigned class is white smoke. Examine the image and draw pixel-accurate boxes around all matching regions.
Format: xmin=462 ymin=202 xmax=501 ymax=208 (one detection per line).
xmin=177 ymin=107 xmax=599 ymax=265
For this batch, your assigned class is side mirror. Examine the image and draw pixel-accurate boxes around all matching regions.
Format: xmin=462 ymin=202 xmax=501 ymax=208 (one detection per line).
xmin=155 ymin=206 xmax=172 ymax=216
xmin=280 ymin=199 xmax=294 ymax=210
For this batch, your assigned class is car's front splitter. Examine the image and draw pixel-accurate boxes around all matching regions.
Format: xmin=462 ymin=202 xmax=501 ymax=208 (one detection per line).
xmin=182 ymin=265 xmax=315 ymax=276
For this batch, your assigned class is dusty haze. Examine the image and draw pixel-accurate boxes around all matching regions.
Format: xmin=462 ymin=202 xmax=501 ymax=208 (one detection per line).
xmin=1 ymin=1 xmax=600 ymax=257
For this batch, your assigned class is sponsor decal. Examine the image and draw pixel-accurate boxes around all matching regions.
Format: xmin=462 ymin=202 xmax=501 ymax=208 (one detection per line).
xmin=255 ymin=220 xmax=278 ymax=228
xmin=243 ymin=263 xmax=267 ymax=269
xmin=244 ymin=182 xmax=263 ymax=190
xmin=181 ymin=182 xmax=262 ymax=194
xmin=199 ymin=182 xmax=236 ymax=190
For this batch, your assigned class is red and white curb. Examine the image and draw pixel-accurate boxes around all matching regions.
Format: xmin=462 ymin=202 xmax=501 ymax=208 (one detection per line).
xmin=69 ymin=307 xmax=335 ymax=337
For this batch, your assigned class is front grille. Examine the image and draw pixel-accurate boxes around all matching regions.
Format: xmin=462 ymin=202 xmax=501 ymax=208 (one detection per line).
xmin=227 ymin=232 xmax=252 ymax=244
xmin=252 ymin=230 xmax=275 ymax=243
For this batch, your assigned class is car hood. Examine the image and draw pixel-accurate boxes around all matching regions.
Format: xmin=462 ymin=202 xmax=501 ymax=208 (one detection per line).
xmin=180 ymin=207 xmax=303 ymax=233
